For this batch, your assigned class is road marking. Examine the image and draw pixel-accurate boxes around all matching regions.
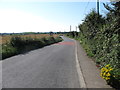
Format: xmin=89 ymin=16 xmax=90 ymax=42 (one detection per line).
xmin=0 ymin=61 xmax=2 ymax=90
xmin=75 ymin=40 xmax=87 ymax=88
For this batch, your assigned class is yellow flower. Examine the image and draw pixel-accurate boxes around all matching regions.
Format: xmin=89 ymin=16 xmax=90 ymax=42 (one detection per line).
xmin=106 ymin=73 xmax=110 ymax=76
xmin=101 ymin=67 xmax=107 ymax=72
xmin=103 ymin=72 xmax=106 ymax=76
xmin=109 ymin=68 xmax=113 ymax=71
xmin=105 ymin=69 xmax=109 ymax=72
xmin=103 ymin=76 xmax=105 ymax=79
xmin=100 ymin=73 xmax=103 ymax=77
xmin=100 ymin=65 xmax=113 ymax=81
xmin=105 ymin=64 xmax=110 ymax=68
xmin=105 ymin=77 xmax=110 ymax=80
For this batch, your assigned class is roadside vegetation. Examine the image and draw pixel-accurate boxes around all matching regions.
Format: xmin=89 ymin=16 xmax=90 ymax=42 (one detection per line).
xmin=0 ymin=34 xmax=62 ymax=60
xmin=67 ymin=1 xmax=120 ymax=89
xmin=0 ymin=34 xmax=59 ymax=44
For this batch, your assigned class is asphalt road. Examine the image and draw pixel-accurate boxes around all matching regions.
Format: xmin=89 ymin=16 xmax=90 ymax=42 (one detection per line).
xmin=2 ymin=36 xmax=80 ymax=88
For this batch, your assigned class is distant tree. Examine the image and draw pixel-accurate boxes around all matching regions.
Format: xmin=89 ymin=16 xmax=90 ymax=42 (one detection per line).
xmin=49 ymin=31 xmax=53 ymax=36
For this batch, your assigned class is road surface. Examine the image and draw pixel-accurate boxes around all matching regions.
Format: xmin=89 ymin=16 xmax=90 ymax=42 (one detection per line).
xmin=2 ymin=36 xmax=80 ymax=88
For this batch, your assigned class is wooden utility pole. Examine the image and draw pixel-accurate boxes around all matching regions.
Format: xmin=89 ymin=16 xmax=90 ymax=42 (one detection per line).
xmin=76 ymin=26 xmax=77 ymax=32
xmin=97 ymin=0 xmax=99 ymax=15
xmin=70 ymin=25 xmax=71 ymax=32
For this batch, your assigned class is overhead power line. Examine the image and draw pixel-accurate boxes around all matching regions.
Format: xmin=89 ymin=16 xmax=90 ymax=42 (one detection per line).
xmin=83 ymin=0 xmax=91 ymax=16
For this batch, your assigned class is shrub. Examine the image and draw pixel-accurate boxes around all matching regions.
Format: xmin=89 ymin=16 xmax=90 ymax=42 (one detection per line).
xmin=2 ymin=44 xmax=17 ymax=59
xmin=2 ymin=36 xmax=62 ymax=60
xmin=77 ymin=2 xmax=120 ymax=88
xmin=55 ymin=36 xmax=63 ymax=43
xmin=101 ymin=64 xmax=120 ymax=88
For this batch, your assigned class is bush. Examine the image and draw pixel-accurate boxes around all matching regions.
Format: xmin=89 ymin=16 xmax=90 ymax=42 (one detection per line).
xmin=2 ymin=36 xmax=62 ymax=60
xmin=2 ymin=44 xmax=17 ymax=59
xmin=55 ymin=36 xmax=63 ymax=43
xmin=100 ymin=64 xmax=120 ymax=88
xmin=76 ymin=2 xmax=120 ymax=88
xmin=46 ymin=37 xmax=56 ymax=45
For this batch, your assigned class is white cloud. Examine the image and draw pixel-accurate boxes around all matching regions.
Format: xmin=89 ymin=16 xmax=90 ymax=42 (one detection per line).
xmin=0 ymin=9 xmax=69 ymax=33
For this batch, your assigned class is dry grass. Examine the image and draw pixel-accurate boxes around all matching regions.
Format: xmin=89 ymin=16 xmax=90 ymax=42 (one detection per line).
xmin=0 ymin=34 xmax=59 ymax=44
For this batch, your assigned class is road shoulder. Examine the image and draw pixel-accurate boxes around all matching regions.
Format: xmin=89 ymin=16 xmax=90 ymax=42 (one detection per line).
xmin=76 ymin=40 xmax=113 ymax=89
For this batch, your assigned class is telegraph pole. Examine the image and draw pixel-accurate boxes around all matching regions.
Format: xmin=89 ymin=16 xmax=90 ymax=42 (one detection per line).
xmin=76 ymin=26 xmax=77 ymax=32
xmin=70 ymin=25 xmax=71 ymax=32
xmin=75 ymin=26 xmax=77 ymax=38
xmin=97 ymin=0 xmax=99 ymax=15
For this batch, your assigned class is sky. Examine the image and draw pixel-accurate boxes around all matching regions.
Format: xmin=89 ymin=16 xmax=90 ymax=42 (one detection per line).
xmin=0 ymin=0 xmax=110 ymax=33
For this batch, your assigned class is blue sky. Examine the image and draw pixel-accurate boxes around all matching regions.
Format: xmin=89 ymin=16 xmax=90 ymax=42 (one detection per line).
xmin=0 ymin=0 xmax=110 ymax=33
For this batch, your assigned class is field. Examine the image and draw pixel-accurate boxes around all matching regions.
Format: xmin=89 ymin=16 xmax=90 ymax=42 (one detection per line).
xmin=1 ymin=33 xmax=62 ymax=59
xmin=0 ymin=34 xmax=59 ymax=44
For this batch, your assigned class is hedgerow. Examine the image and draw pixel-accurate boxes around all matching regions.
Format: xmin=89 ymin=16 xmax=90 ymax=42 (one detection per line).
xmin=79 ymin=2 xmax=120 ymax=88
xmin=1 ymin=36 xmax=62 ymax=60
xmin=76 ymin=2 xmax=120 ymax=89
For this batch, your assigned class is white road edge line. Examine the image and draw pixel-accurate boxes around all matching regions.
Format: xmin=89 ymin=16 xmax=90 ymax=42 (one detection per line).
xmin=75 ymin=40 xmax=87 ymax=88
xmin=0 ymin=61 xmax=2 ymax=90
